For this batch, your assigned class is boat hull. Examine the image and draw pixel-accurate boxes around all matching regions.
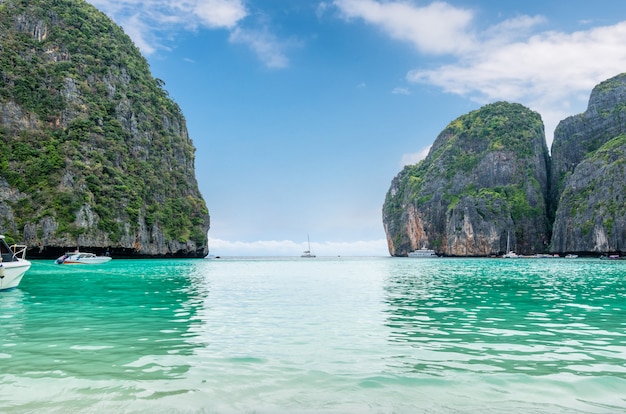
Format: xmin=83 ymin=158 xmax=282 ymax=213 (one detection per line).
xmin=56 ymin=252 xmax=112 ymax=265
xmin=59 ymin=257 xmax=112 ymax=265
xmin=0 ymin=260 xmax=32 ymax=291
xmin=408 ymin=248 xmax=438 ymax=258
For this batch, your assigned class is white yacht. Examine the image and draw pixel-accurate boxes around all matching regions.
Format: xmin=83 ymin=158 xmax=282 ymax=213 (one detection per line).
xmin=408 ymin=247 xmax=438 ymax=258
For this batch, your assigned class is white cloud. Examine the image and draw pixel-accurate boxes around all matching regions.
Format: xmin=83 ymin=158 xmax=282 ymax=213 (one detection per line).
xmin=333 ymin=0 xmax=475 ymax=54
xmin=86 ymin=0 xmax=289 ymax=69
xmin=208 ymin=238 xmax=389 ymax=257
xmin=407 ymin=21 xmax=626 ymax=145
xmin=229 ymin=27 xmax=290 ymax=69
xmin=401 ymin=145 xmax=431 ymax=166
xmin=89 ymin=0 xmax=247 ymax=32
xmin=118 ymin=14 xmax=158 ymax=55
xmin=332 ymin=1 xmax=626 ymax=147
xmin=481 ymin=15 xmax=547 ymax=46
xmin=316 ymin=2 xmax=331 ymax=19
xmin=392 ymin=87 xmax=410 ymax=95
xmin=409 ymin=23 xmax=626 ymax=102
xmin=193 ymin=0 xmax=247 ymax=29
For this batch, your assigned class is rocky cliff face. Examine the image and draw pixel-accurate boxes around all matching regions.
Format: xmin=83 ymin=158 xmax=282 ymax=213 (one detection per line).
xmin=383 ymin=102 xmax=550 ymax=256
xmin=385 ymin=73 xmax=626 ymax=257
xmin=550 ymin=73 xmax=626 ymax=216
xmin=550 ymin=73 xmax=626 ymax=254
xmin=0 ymin=0 xmax=210 ymax=257
xmin=551 ymin=135 xmax=626 ymax=253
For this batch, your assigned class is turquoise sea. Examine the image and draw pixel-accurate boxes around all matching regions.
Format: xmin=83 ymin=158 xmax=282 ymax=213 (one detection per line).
xmin=2 ymin=257 xmax=626 ymax=413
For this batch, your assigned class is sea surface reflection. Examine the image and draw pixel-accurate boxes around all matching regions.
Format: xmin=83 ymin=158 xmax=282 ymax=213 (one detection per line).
xmin=2 ymin=257 xmax=626 ymax=413
xmin=383 ymin=258 xmax=626 ymax=378
xmin=1 ymin=260 xmax=210 ymax=412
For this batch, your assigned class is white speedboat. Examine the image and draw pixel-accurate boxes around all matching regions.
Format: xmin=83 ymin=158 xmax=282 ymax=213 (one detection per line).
xmin=55 ymin=251 xmax=112 ymax=265
xmin=408 ymin=247 xmax=438 ymax=258
xmin=0 ymin=235 xmax=31 ymax=291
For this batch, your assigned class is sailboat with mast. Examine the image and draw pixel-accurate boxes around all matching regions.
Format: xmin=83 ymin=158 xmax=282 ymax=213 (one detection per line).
xmin=301 ymin=234 xmax=316 ymax=258
xmin=503 ymin=230 xmax=519 ymax=258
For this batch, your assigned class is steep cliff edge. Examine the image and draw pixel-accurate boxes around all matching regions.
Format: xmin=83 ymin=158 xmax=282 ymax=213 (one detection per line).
xmin=383 ymin=102 xmax=550 ymax=257
xmin=549 ymin=73 xmax=626 ymax=254
xmin=550 ymin=73 xmax=626 ymax=216
xmin=551 ymin=135 xmax=626 ymax=253
xmin=0 ymin=0 xmax=209 ymax=257
xmin=385 ymin=73 xmax=626 ymax=257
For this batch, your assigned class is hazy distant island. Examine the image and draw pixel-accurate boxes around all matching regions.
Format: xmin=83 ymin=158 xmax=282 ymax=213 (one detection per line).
xmin=383 ymin=73 xmax=626 ymax=257
xmin=0 ymin=0 xmax=209 ymax=258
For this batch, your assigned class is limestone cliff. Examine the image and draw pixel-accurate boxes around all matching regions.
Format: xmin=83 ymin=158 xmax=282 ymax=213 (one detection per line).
xmin=550 ymin=73 xmax=626 ymax=216
xmin=550 ymin=73 xmax=626 ymax=254
xmin=383 ymin=102 xmax=550 ymax=257
xmin=551 ymin=135 xmax=626 ymax=253
xmin=0 ymin=0 xmax=209 ymax=257
xmin=385 ymin=73 xmax=626 ymax=257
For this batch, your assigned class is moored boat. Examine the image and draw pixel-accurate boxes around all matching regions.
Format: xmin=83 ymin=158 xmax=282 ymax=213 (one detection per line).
xmin=408 ymin=247 xmax=438 ymax=258
xmin=502 ymin=231 xmax=520 ymax=258
xmin=0 ymin=235 xmax=31 ymax=291
xmin=503 ymin=251 xmax=520 ymax=258
xmin=600 ymin=254 xmax=622 ymax=260
xmin=55 ymin=251 xmax=112 ymax=265
xmin=301 ymin=234 xmax=316 ymax=258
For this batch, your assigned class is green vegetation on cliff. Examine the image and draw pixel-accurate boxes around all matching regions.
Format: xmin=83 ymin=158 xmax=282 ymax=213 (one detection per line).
xmin=548 ymin=73 xmax=626 ymax=254
xmin=386 ymin=72 xmax=626 ymax=257
xmin=551 ymin=133 xmax=626 ymax=253
xmin=383 ymin=102 xmax=550 ymax=257
xmin=0 ymin=0 xmax=209 ymax=256
xmin=410 ymin=102 xmax=546 ymax=222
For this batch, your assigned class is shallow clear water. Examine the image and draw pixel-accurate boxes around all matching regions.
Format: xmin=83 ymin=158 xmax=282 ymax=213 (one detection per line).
xmin=1 ymin=257 xmax=626 ymax=413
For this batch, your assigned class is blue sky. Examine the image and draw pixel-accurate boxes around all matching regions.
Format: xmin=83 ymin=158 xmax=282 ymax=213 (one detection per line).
xmin=86 ymin=0 xmax=626 ymax=256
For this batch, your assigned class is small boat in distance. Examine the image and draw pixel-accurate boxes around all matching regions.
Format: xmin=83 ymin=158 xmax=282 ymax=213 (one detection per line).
xmin=0 ymin=235 xmax=31 ymax=291
xmin=301 ymin=235 xmax=316 ymax=258
xmin=503 ymin=251 xmax=520 ymax=258
xmin=55 ymin=250 xmax=112 ymax=265
xmin=503 ymin=231 xmax=520 ymax=258
xmin=408 ymin=247 xmax=438 ymax=258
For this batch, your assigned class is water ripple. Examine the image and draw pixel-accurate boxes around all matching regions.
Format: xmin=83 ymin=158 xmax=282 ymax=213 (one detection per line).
xmin=2 ymin=258 xmax=626 ymax=412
